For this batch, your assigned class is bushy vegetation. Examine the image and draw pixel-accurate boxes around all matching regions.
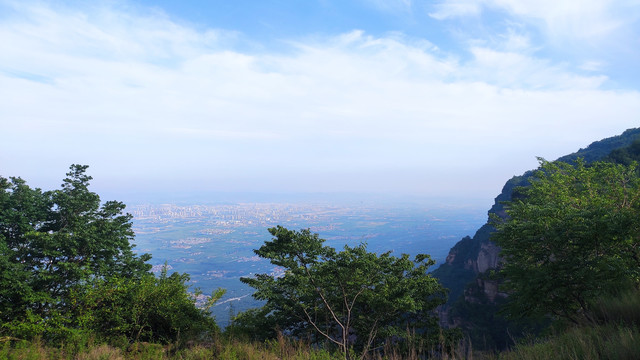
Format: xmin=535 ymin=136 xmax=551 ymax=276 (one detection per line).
xmin=492 ymin=159 xmax=640 ymax=325
xmin=433 ymin=130 xmax=640 ymax=351
xmin=236 ymin=226 xmax=457 ymax=359
xmin=490 ymin=288 xmax=640 ymax=360
xmin=68 ymin=268 xmax=224 ymax=345
xmin=0 ymin=165 xmax=221 ymax=347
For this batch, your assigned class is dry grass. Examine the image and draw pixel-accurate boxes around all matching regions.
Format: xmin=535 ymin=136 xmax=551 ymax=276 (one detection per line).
xmin=76 ymin=345 xmax=124 ymax=360
xmin=1 ymin=334 xmax=476 ymax=360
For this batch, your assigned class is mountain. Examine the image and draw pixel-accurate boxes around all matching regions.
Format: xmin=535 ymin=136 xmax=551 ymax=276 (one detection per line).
xmin=431 ymin=127 xmax=640 ymax=350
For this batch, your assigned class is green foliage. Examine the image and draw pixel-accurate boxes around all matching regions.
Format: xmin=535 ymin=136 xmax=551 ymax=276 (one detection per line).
xmin=70 ymin=267 xmax=224 ymax=345
xmin=239 ymin=226 xmax=449 ymax=358
xmin=589 ymin=287 xmax=640 ymax=328
xmin=0 ymin=165 xmax=152 ymax=335
xmin=227 ymin=307 xmax=278 ymax=341
xmin=605 ymin=139 xmax=640 ymax=166
xmin=492 ymin=159 xmax=640 ymax=324
xmin=0 ymin=165 xmax=222 ymax=347
xmin=492 ymin=324 xmax=640 ymax=360
xmin=431 ymin=130 xmax=640 ymax=351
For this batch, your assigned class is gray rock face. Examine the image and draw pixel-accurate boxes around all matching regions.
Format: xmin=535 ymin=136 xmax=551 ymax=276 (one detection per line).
xmin=476 ymin=241 xmax=500 ymax=274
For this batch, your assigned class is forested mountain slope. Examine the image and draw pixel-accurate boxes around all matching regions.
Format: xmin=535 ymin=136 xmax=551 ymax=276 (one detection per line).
xmin=431 ymin=127 xmax=640 ymax=349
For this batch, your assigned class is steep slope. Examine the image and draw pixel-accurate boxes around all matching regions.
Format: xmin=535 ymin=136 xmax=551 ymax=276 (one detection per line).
xmin=432 ymin=127 xmax=640 ymax=349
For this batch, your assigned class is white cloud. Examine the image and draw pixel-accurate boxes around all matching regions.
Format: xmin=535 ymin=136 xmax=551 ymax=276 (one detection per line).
xmin=429 ymin=0 xmax=481 ymax=19
xmin=1 ymin=1 xmax=639 ymax=199
xmin=579 ymin=61 xmax=605 ymax=72
xmin=464 ymin=47 xmax=608 ymax=89
xmin=489 ymin=0 xmax=624 ymax=40
xmin=430 ymin=0 xmax=640 ymax=44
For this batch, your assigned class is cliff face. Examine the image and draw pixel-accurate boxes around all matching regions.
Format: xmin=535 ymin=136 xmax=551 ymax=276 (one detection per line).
xmin=475 ymin=241 xmax=500 ymax=274
xmin=439 ymin=233 xmax=499 ymax=283
xmin=432 ymin=127 xmax=640 ymax=348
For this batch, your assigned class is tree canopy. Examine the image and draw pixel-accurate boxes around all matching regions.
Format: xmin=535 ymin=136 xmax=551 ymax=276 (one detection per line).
xmin=0 ymin=165 xmax=220 ymax=344
xmin=239 ymin=226 xmax=450 ymax=359
xmin=492 ymin=159 xmax=640 ymax=324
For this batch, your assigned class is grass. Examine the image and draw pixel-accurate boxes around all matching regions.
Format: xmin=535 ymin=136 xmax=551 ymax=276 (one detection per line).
xmin=0 ymin=333 xmax=468 ymax=360
xmin=0 ymin=335 xmax=343 ymax=360
xmin=488 ymin=324 xmax=640 ymax=360
xmin=484 ymin=287 xmax=640 ymax=360
xmin=3 ymin=288 xmax=639 ymax=359
xmin=590 ymin=287 xmax=640 ymax=328
xmin=2 ymin=325 xmax=637 ymax=360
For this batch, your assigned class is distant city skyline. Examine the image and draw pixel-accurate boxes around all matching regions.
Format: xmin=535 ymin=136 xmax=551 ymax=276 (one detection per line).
xmin=1 ymin=0 xmax=639 ymax=205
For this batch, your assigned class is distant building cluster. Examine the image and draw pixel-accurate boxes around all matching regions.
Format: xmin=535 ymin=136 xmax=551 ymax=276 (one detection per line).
xmin=129 ymin=203 xmax=364 ymax=230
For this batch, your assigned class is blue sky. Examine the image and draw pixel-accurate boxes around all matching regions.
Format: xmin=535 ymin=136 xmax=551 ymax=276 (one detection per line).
xmin=1 ymin=0 xmax=640 ymax=205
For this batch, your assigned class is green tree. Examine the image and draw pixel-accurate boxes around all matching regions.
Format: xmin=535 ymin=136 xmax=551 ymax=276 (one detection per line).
xmin=240 ymin=226 xmax=448 ymax=359
xmin=0 ymin=175 xmax=50 ymax=325
xmin=0 ymin=165 xmax=151 ymax=336
xmin=1 ymin=165 xmax=226 ymax=344
xmin=70 ymin=267 xmax=225 ymax=344
xmin=492 ymin=159 xmax=640 ymax=324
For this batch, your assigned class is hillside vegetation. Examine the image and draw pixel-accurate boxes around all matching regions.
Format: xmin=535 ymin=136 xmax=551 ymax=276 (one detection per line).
xmin=432 ymin=128 xmax=640 ymax=350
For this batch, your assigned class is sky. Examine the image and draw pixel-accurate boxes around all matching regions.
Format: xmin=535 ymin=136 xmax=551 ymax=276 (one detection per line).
xmin=1 ymin=0 xmax=640 ymax=206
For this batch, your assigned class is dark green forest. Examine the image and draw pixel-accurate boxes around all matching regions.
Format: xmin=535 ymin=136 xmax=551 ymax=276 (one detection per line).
xmin=2 ymin=129 xmax=640 ymax=359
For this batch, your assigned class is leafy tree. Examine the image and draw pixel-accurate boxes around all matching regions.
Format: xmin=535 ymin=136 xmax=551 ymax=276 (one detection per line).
xmin=70 ymin=267 xmax=225 ymax=344
xmin=492 ymin=159 xmax=640 ymax=324
xmin=0 ymin=165 xmax=151 ymax=335
xmin=0 ymin=165 xmax=222 ymax=345
xmin=240 ymin=226 xmax=448 ymax=359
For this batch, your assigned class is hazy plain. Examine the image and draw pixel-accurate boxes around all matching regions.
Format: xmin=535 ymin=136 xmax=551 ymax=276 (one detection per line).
xmin=130 ymin=199 xmax=486 ymax=327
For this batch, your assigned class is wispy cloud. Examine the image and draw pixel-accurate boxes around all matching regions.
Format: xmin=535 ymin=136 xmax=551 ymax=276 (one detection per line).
xmin=430 ymin=0 xmax=640 ymax=44
xmin=1 ymin=1 xmax=639 ymax=199
xmin=429 ymin=0 xmax=481 ymax=20
xmin=579 ymin=61 xmax=605 ymax=72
